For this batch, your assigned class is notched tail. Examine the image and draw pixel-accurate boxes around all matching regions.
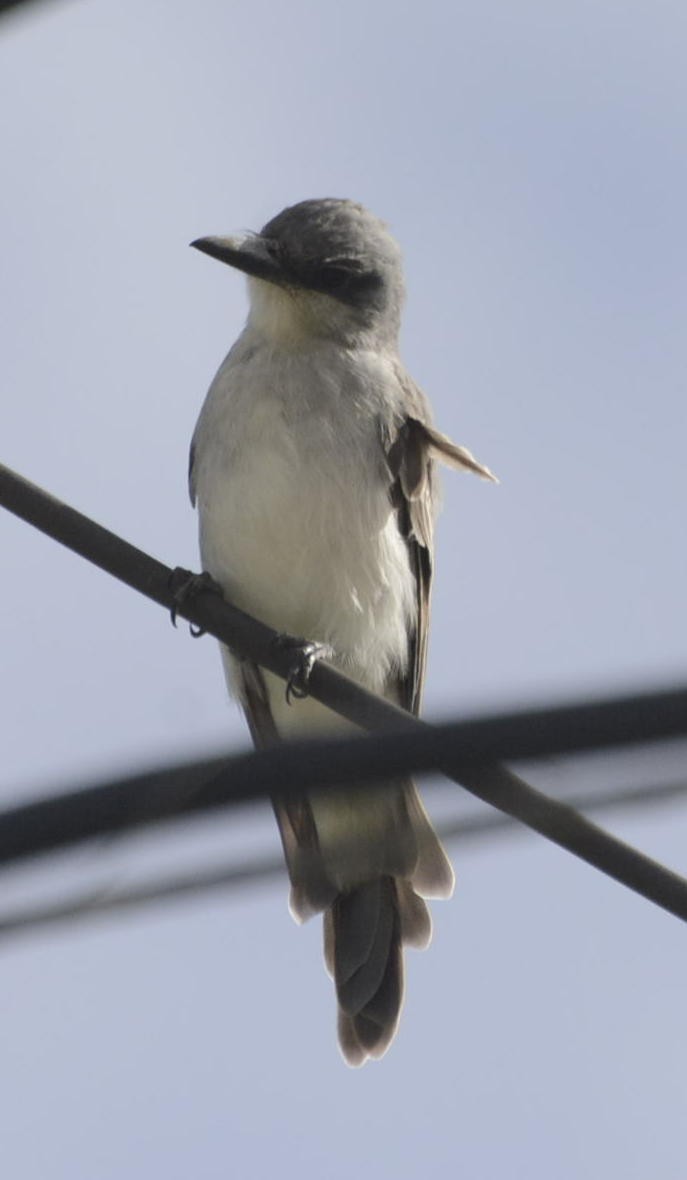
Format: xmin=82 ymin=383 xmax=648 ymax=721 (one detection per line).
xmin=323 ymin=876 xmax=434 ymax=1067
xmin=274 ymin=781 xmax=454 ymax=1065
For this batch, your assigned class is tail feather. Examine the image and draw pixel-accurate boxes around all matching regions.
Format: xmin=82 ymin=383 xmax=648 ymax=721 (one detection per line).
xmin=340 ymin=928 xmax=403 ymax=1060
xmin=396 ymin=878 xmax=432 ymax=948
xmin=405 ymin=787 xmax=455 ymax=899
xmin=278 ymin=778 xmax=454 ymax=1065
xmin=326 ymin=876 xmax=433 ymax=1066
xmin=333 ymin=879 xmax=396 ymax=1015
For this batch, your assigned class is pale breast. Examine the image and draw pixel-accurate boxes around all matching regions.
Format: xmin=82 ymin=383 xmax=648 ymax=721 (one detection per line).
xmin=192 ymin=339 xmax=416 ymax=691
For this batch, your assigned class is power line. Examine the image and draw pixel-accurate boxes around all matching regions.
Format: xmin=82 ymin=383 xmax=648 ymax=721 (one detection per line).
xmin=0 ymin=0 xmax=65 ymax=19
xmin=1 ymin=775 xmax=685 ymax=944
xmin=0 ymin=676 xmax=686 ymax=914
xmin=3 ymin=701 xmax=687 ymax=869
xmin=0 ymin=0 xmax=41 ymax=15
xmin=1 ymin=459 xmax=686 ymax=921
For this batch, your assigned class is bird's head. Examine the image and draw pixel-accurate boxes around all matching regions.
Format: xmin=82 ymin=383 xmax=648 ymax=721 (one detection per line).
xmin=191 ymin=198 xmax=405 ymax=347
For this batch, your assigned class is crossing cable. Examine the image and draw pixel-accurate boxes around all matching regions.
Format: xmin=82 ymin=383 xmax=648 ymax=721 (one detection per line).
xmin=1 ymin=460 xmax=687 ymax=921
xmin=0 ymin=774 xmax=685 ymax=944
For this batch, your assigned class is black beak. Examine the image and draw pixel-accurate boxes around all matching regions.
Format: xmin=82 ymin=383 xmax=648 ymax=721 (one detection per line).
xmin=190 ymin=233 xmax=283 ymax=283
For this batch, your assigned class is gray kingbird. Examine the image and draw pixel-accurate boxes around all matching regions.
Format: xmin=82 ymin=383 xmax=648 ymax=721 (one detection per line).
xmin=189 ymin=198 xmax=496 ymax=1065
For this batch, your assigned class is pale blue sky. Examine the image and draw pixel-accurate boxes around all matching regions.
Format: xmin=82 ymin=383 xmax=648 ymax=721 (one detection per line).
xmin=1 ymin=1 xmax=686 ymax=1177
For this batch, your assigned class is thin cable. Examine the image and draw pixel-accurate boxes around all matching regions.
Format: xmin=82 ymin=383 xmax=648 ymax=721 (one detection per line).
xmin=1 ymin=460 xmax=687 ymax=921
xmin=3 ymin=462 xmax=685 ymax=746
xmin=0 ymin=775 xmax=685 ymax=943
xmin=0 ymin=0 xmax=43 ymax=15
xmin=1 ymin=704 xmax=687 ymax=919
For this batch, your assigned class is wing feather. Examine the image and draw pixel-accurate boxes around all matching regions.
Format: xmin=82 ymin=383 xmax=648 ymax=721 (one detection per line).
xmin=237 ymin=658 xmax=336 ymax=919
xmin=384 ymin=368 xmax=498 ymax=712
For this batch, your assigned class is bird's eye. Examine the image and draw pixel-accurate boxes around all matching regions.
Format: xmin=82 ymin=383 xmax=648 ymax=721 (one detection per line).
xmin=264 ymin=239 xmax=283 ymax=261
xmin=317 ymin=264 xmax=355 ymax=292
xmin=314 ymin=261 xmax=384 ymax=304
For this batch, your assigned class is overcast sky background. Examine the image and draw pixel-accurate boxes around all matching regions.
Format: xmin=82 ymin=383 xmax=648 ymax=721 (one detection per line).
xmin=1 ymin=1 xmax=686 ymax=1176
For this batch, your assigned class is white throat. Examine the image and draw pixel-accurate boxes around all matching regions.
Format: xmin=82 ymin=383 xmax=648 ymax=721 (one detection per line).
xmin=246 ymin=277 xmax=318 ymax=346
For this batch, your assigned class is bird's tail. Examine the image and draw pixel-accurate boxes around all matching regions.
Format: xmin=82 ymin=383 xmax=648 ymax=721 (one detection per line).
xmin=323 ymin=875 xmax=437 ymax=1066
xmin=274 ymin=779 xmax=453 ymax=1066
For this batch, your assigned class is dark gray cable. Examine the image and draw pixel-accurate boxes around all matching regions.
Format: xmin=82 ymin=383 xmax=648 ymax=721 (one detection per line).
xmin=1 ymin=460 xmax=687 ymax=921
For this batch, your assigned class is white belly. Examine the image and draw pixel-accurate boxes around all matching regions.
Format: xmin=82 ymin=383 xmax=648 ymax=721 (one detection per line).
xmin=198 ymin=397 xmax=414 ymax=686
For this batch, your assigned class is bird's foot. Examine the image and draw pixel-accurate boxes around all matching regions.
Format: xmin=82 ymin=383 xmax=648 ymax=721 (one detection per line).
xmin=273 ymin=634 xmax=334 ymax=704
xmin=168 ymin=567 xmax=224 ymax=636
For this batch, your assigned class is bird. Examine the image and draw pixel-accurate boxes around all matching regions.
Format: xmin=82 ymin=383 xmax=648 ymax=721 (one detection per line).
xmin=189 ymin=198 xmax=496 ymax=1065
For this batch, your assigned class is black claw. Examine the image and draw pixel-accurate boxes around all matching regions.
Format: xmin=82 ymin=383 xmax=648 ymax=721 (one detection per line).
xmin=286 ymin=666 xmax=309 ymax=705
xmin=272 ymin=635 xmax=334 ymax=704
xmin=168 ymin=567 xmax=224 ymax=636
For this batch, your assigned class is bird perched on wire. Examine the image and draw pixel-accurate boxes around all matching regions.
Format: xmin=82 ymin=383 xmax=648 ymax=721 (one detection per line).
xmin=189 ymin=198 xmax=496 ymax=1065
